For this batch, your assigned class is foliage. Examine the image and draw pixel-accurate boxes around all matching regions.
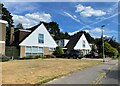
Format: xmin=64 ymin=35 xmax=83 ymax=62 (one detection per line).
xmin=53 ymin=46 xmax=64 ymax=55
xmin=94 ymin=38 xmax=102 ymax=53
xmin=1 ymin=3 xmax=13 ymax=46
xmin=15 ymin=23 xmax=24 ymax=30
xmin=22 ymin=55 xmax=41 ymax=59
xmin=41 ymin=21 xmax=70 ymax=40
xmin=75 ymin=31 xmax=95 ymax=43
xmin=104 ymin=42 xmax=118 ymax=57
xmin=0 ymin=56 xmax=11 ymax=62
xmin=0 ymin=3 xmax=13 ymax=27
xmin=104 ymin=36 xmax=120 ymax=53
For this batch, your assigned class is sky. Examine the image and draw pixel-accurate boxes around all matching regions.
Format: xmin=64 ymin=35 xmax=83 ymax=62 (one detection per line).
xmin=2 ymin=2 xmax=119 ymax=42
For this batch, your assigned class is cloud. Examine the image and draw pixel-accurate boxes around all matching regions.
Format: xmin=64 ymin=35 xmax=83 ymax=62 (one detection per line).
xmin=3 ymin=2 xmax=37 ymax=14
xmin=75 ymin=4 xmax=106 ymax=17
xmin=68 ymin=30 xmax=80 ymax=35
xmin=12 ymin=12 xmax=52 ymax=28
xmin=87 ymin=27 xmax=103 ymax=33
xmin=68 ymin=27 xmax=105 ymax=38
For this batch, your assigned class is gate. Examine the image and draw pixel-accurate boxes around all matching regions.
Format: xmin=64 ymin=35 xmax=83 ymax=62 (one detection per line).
xmin=5 ymin=46 xmax=20 ymax=59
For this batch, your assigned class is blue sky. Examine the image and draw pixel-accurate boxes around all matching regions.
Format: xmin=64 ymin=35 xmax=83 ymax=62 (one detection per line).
xmin=3 ymin=2 xmax=119 ymax=41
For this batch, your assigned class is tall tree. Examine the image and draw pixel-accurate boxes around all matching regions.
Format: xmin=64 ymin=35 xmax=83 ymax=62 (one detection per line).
xmin=15 ymin=23 xmax=24 ymax=30
xmin=104 ymin=42 xmax=118 ymax=57
xmin=73 ymin=31 xmax=95 ymax=43
xmin=41 ymin=21 xmax=70 ymax=40
xmin=0 ymin=3 xmax=13 ymax=46
xmin=0 ymin=3 xmax=13 ymax=27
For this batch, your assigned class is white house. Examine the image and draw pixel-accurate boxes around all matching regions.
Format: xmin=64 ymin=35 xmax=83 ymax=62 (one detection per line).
xmin=56 ymin=39 xmax=69 ymax=48
xmin=19 ymin=23 xmax=58 ymax=58
xmin=65 ymin=33 xmax=91 ymax=56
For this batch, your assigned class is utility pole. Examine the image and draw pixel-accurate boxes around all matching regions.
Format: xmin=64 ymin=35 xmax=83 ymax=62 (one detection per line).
xmin=101 ymin=25 xmax=105 ymax=62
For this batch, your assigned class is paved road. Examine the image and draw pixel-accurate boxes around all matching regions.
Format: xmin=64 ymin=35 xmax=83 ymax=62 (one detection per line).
xmin=45 ymin=60 xmax=118 ymax=84
xmin=99 ymin=64 xmax=119 ymax=85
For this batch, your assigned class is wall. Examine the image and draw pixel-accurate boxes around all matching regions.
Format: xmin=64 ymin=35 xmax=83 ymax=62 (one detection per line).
xmin=20 ymin=46 xmax=25 ymax=58
xmin=44 ymin=47 xmax=53 ymax=55
xmin=0 ymin=21 xmax=7 ymax=55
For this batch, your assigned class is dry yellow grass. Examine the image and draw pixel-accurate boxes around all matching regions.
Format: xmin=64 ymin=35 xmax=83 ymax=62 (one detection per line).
xmin=2 ymin=58 xmax=101 ymax=84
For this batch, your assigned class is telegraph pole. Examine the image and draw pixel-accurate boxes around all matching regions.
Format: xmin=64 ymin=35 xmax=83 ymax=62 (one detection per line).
xmin=101 ymin=25 xmax=105 ymax=62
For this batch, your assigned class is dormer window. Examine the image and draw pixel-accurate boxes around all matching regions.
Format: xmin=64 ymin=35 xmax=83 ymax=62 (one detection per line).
xmin=38 ymin=34 xmax=44 ymax=43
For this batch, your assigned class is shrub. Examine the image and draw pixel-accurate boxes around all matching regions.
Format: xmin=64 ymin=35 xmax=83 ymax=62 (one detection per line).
xmin=53 ymin=46 xmax=64 ymax=55
xmin=35 ymin=55 xmax=42 ymax=58
xmin=0 ymin=56 xmax=11 ymax=62
xmin=45 ymin=55 xmax=56 ymax=58
xmin=22 ymin=55 xmax=41 ymax=59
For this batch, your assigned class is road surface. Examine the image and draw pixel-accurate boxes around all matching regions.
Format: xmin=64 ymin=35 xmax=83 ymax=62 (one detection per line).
xmin=45 ymin=60 xmax=118 ymax=85
xmin=99 ymin=63 xmax=119 ymax=85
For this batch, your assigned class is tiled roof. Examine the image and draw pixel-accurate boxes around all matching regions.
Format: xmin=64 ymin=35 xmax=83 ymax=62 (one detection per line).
xmin=65 ymin=32 xmax=83 ymax=50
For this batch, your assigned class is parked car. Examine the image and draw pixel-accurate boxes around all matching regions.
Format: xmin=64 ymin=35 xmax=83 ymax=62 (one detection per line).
xmin=55 ymin=50 xmax=83 ymax=59
xmin=84 ymin=52 xmax=100 ymax=58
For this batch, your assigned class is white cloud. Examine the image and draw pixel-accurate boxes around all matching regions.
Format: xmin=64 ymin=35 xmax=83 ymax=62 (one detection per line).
xmin=68 ymin=30 xmax=80 ymax=35
xmin=12 ymin=12 xmax=52 ymax=28
xmin=89 ymin=27 xmax=103 ymax=32
xmin=75 ymin=4 xmax=106 ymax=17
xmin=68 ymin=27 xmax=104 ymax=38
xmin=84 ymin=27 xmax=106 ymax=38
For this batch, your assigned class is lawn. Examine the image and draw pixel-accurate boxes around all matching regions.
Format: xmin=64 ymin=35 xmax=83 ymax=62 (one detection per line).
xmin=2 ymin=58 xmax=102 ymax=84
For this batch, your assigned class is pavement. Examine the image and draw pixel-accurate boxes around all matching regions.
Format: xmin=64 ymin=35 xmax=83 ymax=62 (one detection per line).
xmin=99 ymin=63 xmax=119 ymax=84
xmin=44 ymin=60 xmax=118 ymax=85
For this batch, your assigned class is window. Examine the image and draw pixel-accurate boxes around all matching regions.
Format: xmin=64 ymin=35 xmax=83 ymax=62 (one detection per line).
xmin=26 ymin=53 xmax=31 ymax=56
xmin=26 ymin=46 xmax=31 ymax=56
xmin=25 ymin=46 xmax=44 ymax=56
xmin=38 ymin=47 xmax=44 ymax=53
xmin=38 ymin=34 xmax=44 ymax=43
xmin=26 ymin=46 xmax=31 ymax=53
xmin=32 ymin=46 xmax=38 ymax=53
xmin=83 ymin=40 xmax=85 ymax=47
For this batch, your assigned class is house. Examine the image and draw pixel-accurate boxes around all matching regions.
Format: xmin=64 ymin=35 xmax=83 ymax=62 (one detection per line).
xmin=65 ymin=32 xmax=91 ymax=56
xmin=0 ymin=20 xmax=7 ymax=55
xmin=11 ymin=23 xmax=57 ymax=58
xmin=56 ymin=39 xmax=69 ymax=48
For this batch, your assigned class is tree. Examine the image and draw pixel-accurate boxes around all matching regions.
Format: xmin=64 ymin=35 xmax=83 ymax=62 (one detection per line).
xmin=73 ymin=31 xmax=95 ymax=43
xmin=0 ymin=3 xmax=13 ymax=27
xmin=53 ymin=46 xmax=64 ymax=55
xmin=15 ymin=23 xmax=24 ymax=30
xmin=0 ymin=3 xmax=13 ymax=46
xmin=41 ymin=21 xmax=70 ymax=40
xmin=104 ymin=42 xmax=118 ymax=57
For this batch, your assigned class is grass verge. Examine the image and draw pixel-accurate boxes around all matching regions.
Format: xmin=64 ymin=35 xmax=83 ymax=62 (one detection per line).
xmin=2 ymin=58 xmax=102 ymax=84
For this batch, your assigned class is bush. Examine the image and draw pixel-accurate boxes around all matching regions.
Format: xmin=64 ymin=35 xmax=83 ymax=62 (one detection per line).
xmin=98 ymin=53 xmax=103 ymax=58
xmin=0 ymin=56 xmax=11 ymax=62
xmin=104 ymin=42 xmax=119 ymax=57
xmin=45 ymin=55 xmax=56 ymax=58
xmin=53 ymin=46 xmax=64 ymax=55
xmin=35 ymin=55 xmax=42 ymax=58
xmin=22 ymin=55 xmax=41 ymax=59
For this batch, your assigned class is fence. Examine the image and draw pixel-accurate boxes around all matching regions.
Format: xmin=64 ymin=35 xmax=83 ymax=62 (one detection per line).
xmin=5 ymin=46 xmax=19 ymax=59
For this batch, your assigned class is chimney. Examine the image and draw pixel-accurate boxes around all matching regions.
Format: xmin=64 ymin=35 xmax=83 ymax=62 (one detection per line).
xmin=10 ymin=26 xmax=14 ymax=44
